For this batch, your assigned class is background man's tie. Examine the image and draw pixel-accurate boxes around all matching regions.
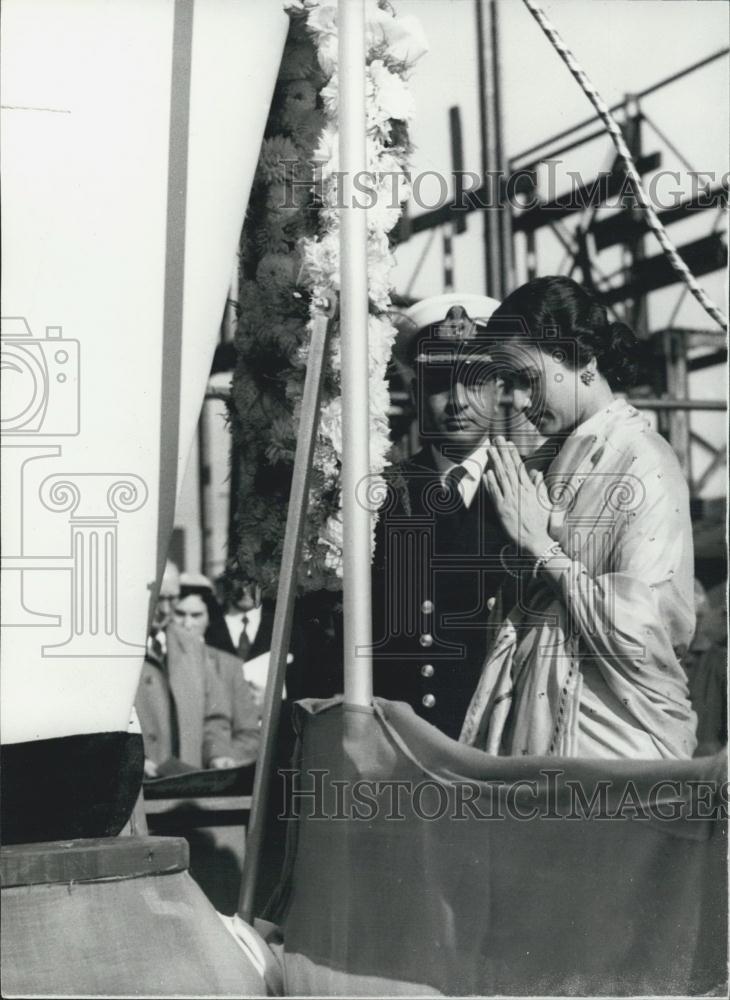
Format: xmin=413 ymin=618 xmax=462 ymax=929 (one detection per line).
xmin=237 ymin=615 xmax=251 ymax=661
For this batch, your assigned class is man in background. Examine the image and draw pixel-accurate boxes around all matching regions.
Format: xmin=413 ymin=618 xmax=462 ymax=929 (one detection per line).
xmin=221 ymin=577 xmax=278 ymax=706
xmin=223 ymin=578 xmax=273 ymax=660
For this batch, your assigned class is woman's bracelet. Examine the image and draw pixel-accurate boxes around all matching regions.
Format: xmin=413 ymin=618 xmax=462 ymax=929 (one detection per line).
xmin=532 ymin=541 xmax=563 ymax=580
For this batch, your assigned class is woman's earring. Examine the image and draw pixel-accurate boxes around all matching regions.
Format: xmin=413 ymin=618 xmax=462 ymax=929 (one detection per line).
xmin=580 ymin=369 xmax=596 ymax=386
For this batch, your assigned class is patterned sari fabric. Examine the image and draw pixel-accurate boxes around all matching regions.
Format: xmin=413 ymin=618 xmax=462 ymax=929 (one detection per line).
xmin=461 ymin=399 xmax=698 ymax=758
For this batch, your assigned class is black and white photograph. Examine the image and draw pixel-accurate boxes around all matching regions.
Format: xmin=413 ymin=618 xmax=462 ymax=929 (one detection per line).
xmin=1 ymin=0 xmax=728 ymax=996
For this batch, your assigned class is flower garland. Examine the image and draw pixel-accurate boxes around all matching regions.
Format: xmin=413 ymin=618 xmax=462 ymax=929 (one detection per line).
xmin=230 ymin=0 xmax=426 ymax=595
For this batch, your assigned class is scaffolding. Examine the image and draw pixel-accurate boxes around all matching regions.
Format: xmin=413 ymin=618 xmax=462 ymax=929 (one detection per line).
xmin=393 ymin=31 xmax=728 ymax=499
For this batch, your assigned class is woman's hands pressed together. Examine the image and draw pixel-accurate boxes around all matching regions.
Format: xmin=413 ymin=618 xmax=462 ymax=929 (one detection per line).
xmin=484 ymin=436 xmax=554 ymax=559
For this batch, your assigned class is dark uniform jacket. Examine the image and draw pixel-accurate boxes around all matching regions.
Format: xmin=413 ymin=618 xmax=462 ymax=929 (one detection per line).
xmin=372 ymin=447 xmax=510 ymax=740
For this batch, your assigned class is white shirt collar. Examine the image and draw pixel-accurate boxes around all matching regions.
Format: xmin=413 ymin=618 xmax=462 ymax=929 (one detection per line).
xmin=225 ymin=604 xmax=262 ymax=644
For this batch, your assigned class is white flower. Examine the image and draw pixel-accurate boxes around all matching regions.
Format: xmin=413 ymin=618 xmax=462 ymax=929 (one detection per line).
xmin=316 ymin=444 xmax=340 ymax=486
xmin=324 ymin=63 xmax=414 ymax=138
xmin=319 ymin=397 xmax=343 ymax=457
xmin=307 ymin=3 xmax=337 ymax=38
xmin=316 ymin=33 xmax=339 ymax=77
xmin=300 ymin=230 xmax=341 ymax=291
xmin=369 ymin=314 xmax=397 ymax=369
xmin=288 ymin=0 xmax=421 ymax=580
xmin=368 ymin=59 xmax=415 ymax=124
xmin=307 ymin=1 xmax=428 ymax=72
xmin=327 ymin=333 xmax=342 ymax=373
xmin=312 ymin=123 xmax=338 ymax=171
xmin=367 ymin=175 xmax=404 ymax=235
xmin=366 ymin=229 xmax=395 ymax=310
xmin=371 ymin=13 xmax=429 ymax=67
xmin=378 ymin=152 xmax=411 ymax=204
xmin=321 ymin=513 xmax=344 ymax=575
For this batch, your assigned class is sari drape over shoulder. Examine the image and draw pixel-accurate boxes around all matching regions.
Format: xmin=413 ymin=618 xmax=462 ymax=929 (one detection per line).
xmin=460 ymin=399 xmax=697 ymax=759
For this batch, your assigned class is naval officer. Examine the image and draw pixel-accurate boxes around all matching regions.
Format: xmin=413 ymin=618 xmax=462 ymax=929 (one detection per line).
xmin=372 ymin=294 xmax=511 ymax=740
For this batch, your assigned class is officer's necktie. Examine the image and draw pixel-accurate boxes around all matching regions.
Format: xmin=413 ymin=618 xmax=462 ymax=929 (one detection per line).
xmin=237 ymin=615 xmax=251 ymax=661
xmin=443 ymin=464 xmax=469 ymax=512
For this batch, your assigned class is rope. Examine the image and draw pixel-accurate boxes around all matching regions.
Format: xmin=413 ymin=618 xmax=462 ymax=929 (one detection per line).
xmin=521 ymin=0 xmax=727 ymax=331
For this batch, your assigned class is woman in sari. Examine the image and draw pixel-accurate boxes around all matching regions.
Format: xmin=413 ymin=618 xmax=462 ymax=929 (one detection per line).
xmin=460 ymin=276 xmax=697 ymax=759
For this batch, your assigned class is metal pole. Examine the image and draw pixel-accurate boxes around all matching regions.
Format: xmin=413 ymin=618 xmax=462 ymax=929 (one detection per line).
xmin=445 ymin=106 xmax=463 ymax=292
xmin=449 ymin=106 xmax=467 ymax=236
xmin=197 ymin=406 xmax=212 ymax=575
xmin=225 ymin=263 xmax=240 ymax=560
xmin=237 ymin=303 xmax=334 ymax=922
xmin=475 ymin=0 xmax=501 ymax=297
xmin=630 ymin=398 xmax=725 ymax=412
xmin=339 ymin=0 xmax=372 ymax=708
xmin=664 ymin=330 xmax=692 ymax=485
xmin=491 ymin=0 xmax=513 ymax=296
xmin=442 ymin=225 xmax=454 ymax=291
xmin=623 ymin=96 xmax=648 ymax=337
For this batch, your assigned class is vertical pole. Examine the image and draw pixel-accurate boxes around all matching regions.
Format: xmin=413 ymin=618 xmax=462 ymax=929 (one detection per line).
xmin=445 ymin=106 xmax=464 ymax=293
xmin=665 ymin=331 xmax=692 ymax=486
xmin=442 ymin=226 xmax=454 ymax=291
xmin=491 ymin=0 xmax=513 ymax=296
xmin=575 ymin=227 xmax=597 ymax=294
xmin=476 ymin=0 xmax=502 ymax=298
xmin=525 ymin=229 xmax=537 ymax=281
xmin=624 ymin=96 xmax=648 ymax=337
xmin=226 ymin=261 xmax=241 ymax=562
xmin=449 ymin=106 xmax=467 ymax=236
xmin=339 ymin=0 xmax=372 ymax=707
xmin=197 ymin=409 xmax=211 ymax=575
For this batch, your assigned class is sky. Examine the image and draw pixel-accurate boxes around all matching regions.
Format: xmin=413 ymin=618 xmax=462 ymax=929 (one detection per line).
xmin=393 ymin=0 xmax=728 ymax=303
xmin=391 ymin=0 xmax=729 ymax=495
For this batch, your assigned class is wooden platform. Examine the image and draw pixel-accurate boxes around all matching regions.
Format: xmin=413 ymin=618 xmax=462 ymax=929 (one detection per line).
xmin=1 ymin=836 xmax=267 ymax=997
xmin=1 ymin=834 xmax=187 ymax=887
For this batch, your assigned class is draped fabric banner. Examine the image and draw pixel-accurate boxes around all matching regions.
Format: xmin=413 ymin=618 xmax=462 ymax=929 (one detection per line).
xmin=269 ymin=699 xmax=727 ymax=997
xmin=1 ymin=0 xmax=288 ymax=752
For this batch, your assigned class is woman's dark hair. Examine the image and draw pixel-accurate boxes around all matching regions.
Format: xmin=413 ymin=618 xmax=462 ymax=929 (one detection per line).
xmin=178 ymin=584 xmax=235 ymax=655
xmin=486 ymin=276 xmax=640 ymax=389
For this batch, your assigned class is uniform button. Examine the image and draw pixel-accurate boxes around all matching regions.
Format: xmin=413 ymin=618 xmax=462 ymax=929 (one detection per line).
xmin=149 ymin=734 xmax=157 ymax=742
xmin=145 ymin=676 xmax=153 ymax=685
xmin=419 ymin=634 xmax=433 ymax=647
xmin=421 ymin=663 xmax=435 ymax=678
xmin=422 ymin=693 xmax=436 ymax=709
xmin=421 ymin=600 xmax=434 ymax=615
